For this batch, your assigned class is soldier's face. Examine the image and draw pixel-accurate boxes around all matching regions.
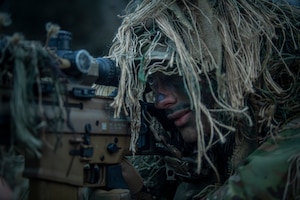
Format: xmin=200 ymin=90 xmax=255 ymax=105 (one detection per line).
xmin=149 ymin=72 xmax=198 ymax=144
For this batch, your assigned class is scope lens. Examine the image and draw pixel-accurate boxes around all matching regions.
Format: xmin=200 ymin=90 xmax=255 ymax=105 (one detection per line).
xmin=75 ymin=50 xmax=91 ymax=74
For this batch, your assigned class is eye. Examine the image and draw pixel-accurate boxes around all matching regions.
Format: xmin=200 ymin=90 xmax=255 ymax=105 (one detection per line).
xmin=147 ymin=75 xmax=154 ymax=86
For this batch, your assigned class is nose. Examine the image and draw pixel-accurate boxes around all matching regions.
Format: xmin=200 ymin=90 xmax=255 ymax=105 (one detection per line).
xmin=154 ymin=84 xmax=176 ymax=109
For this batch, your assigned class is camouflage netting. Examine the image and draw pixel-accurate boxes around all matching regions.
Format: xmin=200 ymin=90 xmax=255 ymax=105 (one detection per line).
xmin=108 ymin=0 xmax=300 ymax=178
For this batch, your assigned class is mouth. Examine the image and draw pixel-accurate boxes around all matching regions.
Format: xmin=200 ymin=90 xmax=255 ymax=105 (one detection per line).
xmin=167 ymin=109 xmax=192 ymax=127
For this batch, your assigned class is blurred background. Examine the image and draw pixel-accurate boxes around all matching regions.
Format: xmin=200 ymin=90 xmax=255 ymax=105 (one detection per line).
xmin=2 ymin=0 xmax=299 ymax=57
xmin=0 ymin=0 xmax=130 ymax=56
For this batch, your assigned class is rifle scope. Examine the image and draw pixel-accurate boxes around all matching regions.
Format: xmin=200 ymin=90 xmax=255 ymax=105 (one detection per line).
xmin=48 ymin=30 xmax=120 ymax=87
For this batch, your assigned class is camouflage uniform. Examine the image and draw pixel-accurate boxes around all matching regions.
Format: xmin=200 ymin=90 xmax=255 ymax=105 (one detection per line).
xmin=159 ymin=120 xmax=299 ymax=200
xmin=196 ymin=125 xmax=300 ymax=199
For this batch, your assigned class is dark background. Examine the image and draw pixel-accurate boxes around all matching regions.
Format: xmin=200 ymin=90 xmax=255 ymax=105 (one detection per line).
xmin=2 ymin=0 xmax=299 ymax=57
xmin=0 ymin=0 xmax=130 ymax=56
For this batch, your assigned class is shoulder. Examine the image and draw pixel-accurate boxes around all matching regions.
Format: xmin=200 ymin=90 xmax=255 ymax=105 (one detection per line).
xmin=201 ymin=124 xmax=300 ymax=200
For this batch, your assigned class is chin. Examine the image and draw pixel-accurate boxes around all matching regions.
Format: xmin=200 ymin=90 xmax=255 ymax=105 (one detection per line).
xmin=180 ymin=127 xmax=198 ymax=144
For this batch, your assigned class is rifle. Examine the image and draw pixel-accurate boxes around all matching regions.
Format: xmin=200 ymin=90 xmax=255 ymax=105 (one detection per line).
xmin=0 ymin=29 xmax=163 ymax=199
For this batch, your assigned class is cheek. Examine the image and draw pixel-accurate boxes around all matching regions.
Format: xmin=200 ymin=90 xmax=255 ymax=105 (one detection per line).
xmin=169 ymin=84 xmax=189 ymax=102
xmin=178 ymin=114 xmax=198 ymax=143
xmin=178 ymin=112 xmax=212 ymax=144
xmin=173 ymin=82 xmax=186 ymax=93
xmin=0 ymin=178 xmax=13 ymax=200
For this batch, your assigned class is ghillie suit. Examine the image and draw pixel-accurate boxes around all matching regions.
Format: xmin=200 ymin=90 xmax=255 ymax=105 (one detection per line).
xmin=108 ymin=0 xmax=300 ymax=198
xmin=0 ymin=21 xmax=66 ymax=200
